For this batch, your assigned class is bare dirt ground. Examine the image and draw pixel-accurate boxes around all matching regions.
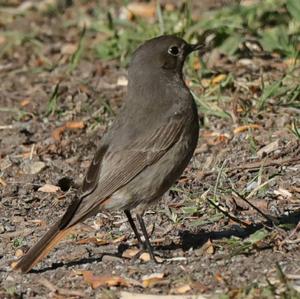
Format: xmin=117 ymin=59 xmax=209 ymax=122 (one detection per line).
xmin=0 ymin=1 xmax=300 ymax=298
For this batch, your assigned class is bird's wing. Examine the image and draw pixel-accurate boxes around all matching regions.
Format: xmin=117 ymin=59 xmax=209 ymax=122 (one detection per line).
xmin=65 ymin=118 xmax=184 ymax=227
xmin=80 ymin=144 xmax=109 ymax=198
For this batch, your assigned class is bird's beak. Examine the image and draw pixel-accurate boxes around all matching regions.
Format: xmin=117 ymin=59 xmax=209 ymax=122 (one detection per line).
xmin=186 ymin=43 xmax=206 ymax=55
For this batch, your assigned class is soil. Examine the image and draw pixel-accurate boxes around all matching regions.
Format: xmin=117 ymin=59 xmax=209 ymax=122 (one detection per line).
xmin=0 ymin=1 xmax=300 ymax=298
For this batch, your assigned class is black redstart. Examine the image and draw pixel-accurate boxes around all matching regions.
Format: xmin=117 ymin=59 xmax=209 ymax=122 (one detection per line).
xmin=13 ymin=35 xmax=202 ymax=273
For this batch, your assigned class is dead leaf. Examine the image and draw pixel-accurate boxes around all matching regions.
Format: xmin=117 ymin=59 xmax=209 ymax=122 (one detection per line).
xmin=112 ymin=235 xmax=127 ymax=244
xmin=253 ymin=199 xmax=268 ymax=210
xmin=38 ymin=184 xmax=60 ymax=193
xmin=122 ymin=247 xmax=140 ymax=258
xmin=211 ymin=74 xmax=227 ymax=85
xmin=0 ymin=177 xmax=7 ymax=187
xmin=215 ymin=272 xmax=225 ymax=283
xmin=232 ymin=197 xmax=250 ymax=210
xmin=28 ymin=219 xmax=46 ymax=226
xmin=0 ymin=35 xmax=6 ymax=45
xmin=34 ymin=57 xmax=45 ymax=67
xmin=15 ymin=249 xmax=24 ymax=257
xmin=61 ymin=43 xmax=77 ymax=55
xmin=233 ymin=124 xmax=261 ymax=134
xmin=142 ymin=273 xmax=164 ymax=288
xmin=65 ymin=121 xmax=85 ymax=129
xmin=202 ymin=239 xmax=214 ymax=255
xmin=80 ymin=271 xmax=131 ymax=289
xmin=78 ymin=84 xmax=90 ymax=94
xmin=52 ymin=126 xmax=66 ymax=141
xmin=257 ymin=140 xmax=280 ymax=158
xmin=201 ymin=74 xmax=227 ymax=87
xmin=127 ymin=2 xmax=156 ymax=19
xmin=20 ymin=99 xmax=31 ymax=107
xmin=202 ymin=131 xmax=230 ymax=145
xmin=196 ymin=239 xmax=215 ymax=256
xmin=139 ymin=252 xmax=164 ymax=263
xmin=193 ymin=58 xmax=201 ymax=71
xmin=11 ymin=261 xmax=18 ymax=270
xmin=52 ymin=121 xmax=85 ymax=141
xmin=140 ymin=252 xmax=151 ymax=262
xmin=173 ymin=284 xmax=191 ymax=294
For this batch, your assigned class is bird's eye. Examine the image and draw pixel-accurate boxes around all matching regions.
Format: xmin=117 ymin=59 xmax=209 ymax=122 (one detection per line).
xmin=168 ymin=46 xmax=180 ymax=56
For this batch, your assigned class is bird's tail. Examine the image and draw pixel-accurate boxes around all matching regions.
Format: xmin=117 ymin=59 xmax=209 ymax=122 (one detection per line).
xmin=12 ymin=221 xmax=76 ymax=273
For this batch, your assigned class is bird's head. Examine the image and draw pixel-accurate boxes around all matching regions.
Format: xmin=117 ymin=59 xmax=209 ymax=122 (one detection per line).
xmin=129 ymin=35 xmax=204 ymax=76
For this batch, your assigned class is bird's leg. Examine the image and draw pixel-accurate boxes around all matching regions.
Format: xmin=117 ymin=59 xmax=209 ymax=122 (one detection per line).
xmin=136 ymin=214 xmax=158 ymax=263
xmin=124 ymin=210 xmax=144 ymax=248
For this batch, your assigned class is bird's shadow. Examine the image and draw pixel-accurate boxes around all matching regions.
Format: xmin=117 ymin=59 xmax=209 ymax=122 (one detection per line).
xmin=30 ymin=253 xmax=109 ymax=273
xmin=176 ymin=209 xmax=300 ymax=251
xmin=29 ymin=244 xmax=132 ymax=273
xmin=27 ymin=209 xmax=300 ymax=273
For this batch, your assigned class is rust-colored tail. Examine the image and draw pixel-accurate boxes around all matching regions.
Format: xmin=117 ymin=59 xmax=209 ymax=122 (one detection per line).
xmin=12 ymin=221 xmax=76 ymax=273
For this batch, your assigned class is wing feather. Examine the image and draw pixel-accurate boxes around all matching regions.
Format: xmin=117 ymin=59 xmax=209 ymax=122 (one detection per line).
xmin=66 ymin=118 xmax=184 ymax=227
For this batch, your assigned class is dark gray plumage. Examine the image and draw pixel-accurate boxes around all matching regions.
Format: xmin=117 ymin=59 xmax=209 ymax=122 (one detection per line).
xmin=13 ymin=35 xmax=201 ymax=273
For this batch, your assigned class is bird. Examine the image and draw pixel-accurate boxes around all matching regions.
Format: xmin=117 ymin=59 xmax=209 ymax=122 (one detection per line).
xmin=13 ymin=35 xmax=203 ymax=273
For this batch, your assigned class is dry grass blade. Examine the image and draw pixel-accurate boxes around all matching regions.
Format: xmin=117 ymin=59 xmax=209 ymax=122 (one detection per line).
xmin=232 ymin=190 xmax=277 ymax=225
xmin=207 ymin=198 xmax=250 ymax=227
